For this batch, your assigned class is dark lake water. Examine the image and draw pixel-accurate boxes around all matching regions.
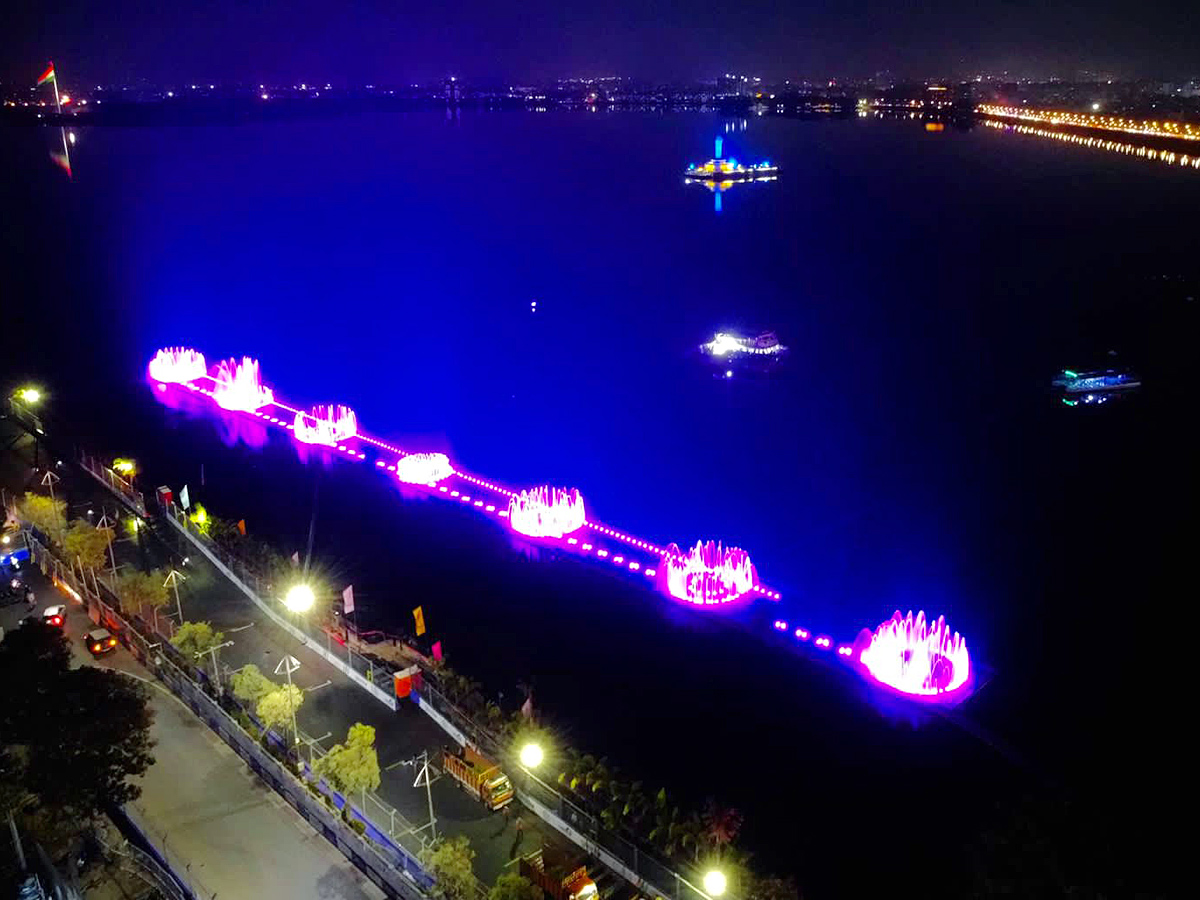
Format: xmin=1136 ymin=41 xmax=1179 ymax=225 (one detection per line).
xmin=4 ymin=110 xmax=1194 ymax=896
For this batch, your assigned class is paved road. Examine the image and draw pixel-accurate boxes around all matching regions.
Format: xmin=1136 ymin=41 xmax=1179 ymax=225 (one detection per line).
xmin=1 ymin=556 xmax=386 ymax=900
xmin=1 ymin=420 xmax=554 ymax=885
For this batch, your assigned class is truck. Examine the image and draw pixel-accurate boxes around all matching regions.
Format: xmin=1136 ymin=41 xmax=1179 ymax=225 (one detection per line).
xmin=440 ymin=745 xmax=514 ymax=810
xmin=520 ymin=848 xmax=599 ymax=900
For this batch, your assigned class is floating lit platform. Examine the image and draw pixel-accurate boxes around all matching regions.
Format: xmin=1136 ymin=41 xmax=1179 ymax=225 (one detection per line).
xmin=1052 ymin=368 xmax=1141 ymax=394
xmin=700 ymin=331 xmax=787 ymax=358
xmin=684 ymin=137 xmax=779 ymax=192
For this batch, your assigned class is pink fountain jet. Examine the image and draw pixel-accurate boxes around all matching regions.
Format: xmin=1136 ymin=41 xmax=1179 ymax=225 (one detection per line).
xmin=293 ymin=404 xmax=358 ymax=445
xmin=395 ymin=452 xmax=454 ymax=485
xmin=508 ymin=487 xmax=586 ymax=538
xmin=855 ymin=610 xmax=971 ymax=702
xmin=211 ymin=358 xmax=273 ymax=412
xmin=148 ymin=347 xmax=207 ymax=384
xmin=660 ymin=540 xmax=756 ymax=605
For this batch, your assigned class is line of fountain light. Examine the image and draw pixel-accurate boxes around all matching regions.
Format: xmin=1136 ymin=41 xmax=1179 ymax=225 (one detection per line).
xmin=395 ymin=452 xmax=454 ymax=485
xmin=148 ymin=346 xmax=972 ymax=704
xmin=660 ymin=540 xmax=756 ymax=605
xmin=508 ymin=487 xmax=587 ymax=539
xmin=211 ymin=358 xmax=274 ymax=411
xmin=147 ymin=348 xmax=207 ymax=384
xmin=293 ymin=404 xmax=358 ymax=446
xmin=982 ymin=119 xmax=1200 ymax=171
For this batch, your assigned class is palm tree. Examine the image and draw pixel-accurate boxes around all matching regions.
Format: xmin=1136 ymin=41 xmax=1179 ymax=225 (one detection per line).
xmin=703 ymin=801 xmax=744 ymax=858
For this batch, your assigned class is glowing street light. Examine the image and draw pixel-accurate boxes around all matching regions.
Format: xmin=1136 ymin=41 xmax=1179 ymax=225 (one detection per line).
xmin=703 ymin=870 xmax=727 ymax=898
xmin=284 ymin=583 xmax=315 ymax=614
xmin=18 ymin=387 xmax=42 ymax=404
xmin=113 ymin=458 xmax=137 ymax=476
xmin=519 ymin=742 xmax=545 ymax=769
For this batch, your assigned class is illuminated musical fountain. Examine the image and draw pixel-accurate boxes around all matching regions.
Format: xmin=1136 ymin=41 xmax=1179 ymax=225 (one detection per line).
xmin=854 ymin=610 xmax=971 ymax=702
xmin=395 ymin=452 xmax=454 ymax=485
xmin=146 ymin=345 xmax=982 ymax=711
xmin=148 ymin=347 xmax=207 ymax=384
xmin=660 ymin=540 xmax=757 ymax=605
xmin=293 ymin=404 xmax=358 ymax=446
xmin=508 ymin=487 xmax=586 ymax=538
xmin=211 ymin=357 xmax=273 ymax=412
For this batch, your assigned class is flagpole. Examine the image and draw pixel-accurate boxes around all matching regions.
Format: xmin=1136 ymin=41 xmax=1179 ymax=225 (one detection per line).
xmin=50 ymin=62 xmax=61 ymax=115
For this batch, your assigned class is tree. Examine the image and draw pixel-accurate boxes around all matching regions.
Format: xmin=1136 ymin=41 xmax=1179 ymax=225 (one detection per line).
xmin=230 ymin=663 xmax=277 ymax=705
xmin=170 ymin=621 xmax=225 ymax=659
xmin=23 ymin=667 xmax=155 ymax=813
xmin=256 ymin=684 xmax=304 ymax=734
xmin=16 ymin=492 xmax=65 ymax=537
xmin=62 ymin=519 xmax=114 ymax=572
xmin=1 ymin=627 xmax=155 ymax=818
xmin=421 ymin=835 xmax=477 ymax=900
xmin=312 ymin=723 xmax=381 ymax=811
xmin=704 ymin=801 xmax=744 ymax=856
xmin=118 ymin=569 xmax=170 ymax=621
xmin=748 ymin=875 xmax=800 ymax=900
xmin=489 ymin=873 xmax=542 ymax=900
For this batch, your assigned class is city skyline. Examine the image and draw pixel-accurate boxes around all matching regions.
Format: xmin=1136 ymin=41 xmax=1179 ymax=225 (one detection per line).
xmin=5 ymin=0 xmax=1198 ymax=87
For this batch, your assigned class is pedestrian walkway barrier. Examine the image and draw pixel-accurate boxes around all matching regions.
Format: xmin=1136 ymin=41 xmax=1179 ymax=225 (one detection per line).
xmin=67 ymin=441 xmax=724 ymax=900
xmin=26 ymin=533 xmax=435 ymax=900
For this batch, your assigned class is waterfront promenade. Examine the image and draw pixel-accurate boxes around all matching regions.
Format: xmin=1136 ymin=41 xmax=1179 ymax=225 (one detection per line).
xmin=0 ymin=418 xmax=556 ymax=888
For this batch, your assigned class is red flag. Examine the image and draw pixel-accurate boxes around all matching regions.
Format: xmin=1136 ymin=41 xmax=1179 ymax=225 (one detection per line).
xmin=37 ymin=63 xmax=56 ymax=86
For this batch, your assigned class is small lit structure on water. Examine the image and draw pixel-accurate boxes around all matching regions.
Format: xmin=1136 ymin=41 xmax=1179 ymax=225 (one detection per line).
xmin=293 ymin=404 xmax=357 ymax=445
xmin=211 ymin=357 xmax=273 ymax=411
xmin=395 ymin=452 xmax=454 ymax=485
xmin=700 ymin=331 xmax=787 ymax=358
xmin=855 ymin=610 xmax=971 ymax=702
xmin=148 ymin=347 xmax=207 ymax=384
xmin=508 ymin=487 xmax=586 ymax=538
xmin=659 ymin=540 xmax=756 ymax=605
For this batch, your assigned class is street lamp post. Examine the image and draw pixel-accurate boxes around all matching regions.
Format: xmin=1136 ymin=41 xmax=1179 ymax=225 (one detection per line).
xmin=274 ymin=654 xmax=303 ymax=760
xmin=164 ymin=568 xmax=187 ymax=621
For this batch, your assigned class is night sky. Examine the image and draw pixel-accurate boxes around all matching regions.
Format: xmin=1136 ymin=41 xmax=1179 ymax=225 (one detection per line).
xmin=4 ymin=0 xmax=1197 ymax=86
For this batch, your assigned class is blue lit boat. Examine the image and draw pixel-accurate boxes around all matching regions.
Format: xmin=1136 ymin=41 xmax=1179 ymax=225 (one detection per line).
xmin=1052 ymin=368 xmax=1141 ymax=394
xmin=684 ymin=136 xmax=779 ymax=185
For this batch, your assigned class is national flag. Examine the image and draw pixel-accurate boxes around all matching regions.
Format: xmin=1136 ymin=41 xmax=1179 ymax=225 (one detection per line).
xmin=431 ymin=641 xmax=443 ymax=661
xmin=37 ymin=63 xmax=56 ymax=86
xmin=236 ymin=519 xmax=246 ymax=535
xmin=291 ymin=551 xmax=300 ymax=568
xmin=412 ymin=606 xmax=425 ymax=636
xmin=179 ymin=485 xmax=190 ymax=510
xmin=342 ymin=584 xmax=355 ymax=614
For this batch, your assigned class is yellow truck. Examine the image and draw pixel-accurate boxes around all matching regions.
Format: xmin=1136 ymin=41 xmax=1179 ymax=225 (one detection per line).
xmin=441 ymin=745 xmax=514 ymax=810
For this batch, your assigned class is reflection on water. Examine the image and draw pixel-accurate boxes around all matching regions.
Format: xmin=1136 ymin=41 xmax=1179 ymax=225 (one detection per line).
xmin=983 ymin=119 xmax=1200 ymax=171
xmin=49 ymin=127 xmax=72 ymax=178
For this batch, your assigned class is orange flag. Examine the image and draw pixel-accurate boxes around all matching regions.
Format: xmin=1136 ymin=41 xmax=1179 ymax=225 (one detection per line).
xmin=236 ymin=519 xmax=246 ymax=535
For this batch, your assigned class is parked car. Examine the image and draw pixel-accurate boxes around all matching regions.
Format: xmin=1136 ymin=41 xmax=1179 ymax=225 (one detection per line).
xmin=85 ymin=628 xmax=118 ymax=656
xmin=42 ymin=604 xmax=66 ymax=627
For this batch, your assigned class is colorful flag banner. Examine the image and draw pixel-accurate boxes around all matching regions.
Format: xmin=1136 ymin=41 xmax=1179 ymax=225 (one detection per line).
xmin=342 ymin=584 xmax=355 ymax=615
xmin=37 ymin=63 xmax=55 ymax=86
xmin=412 ymin=606 xmax=426 ymax=636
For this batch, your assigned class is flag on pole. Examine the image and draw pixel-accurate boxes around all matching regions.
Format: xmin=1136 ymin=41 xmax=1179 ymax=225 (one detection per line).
xmin=49 ymin=148 xmax=71 ymax=178
xmin=342 ymin=585 xmax=355 ymax=614
xmin=432 ymin=641 xmax=443 ymax=661
xmin=179 ymin=485 xmax=190 ymax=511
xmin=291 ymin=551 xmax=300 ymax=568
xmin=236 ymin=519 xmax=246 ymax=535
xmin=412 ymin=606 xmax=426 ymax=636
xmin=37 ymin=63 xmax=56 ymax=86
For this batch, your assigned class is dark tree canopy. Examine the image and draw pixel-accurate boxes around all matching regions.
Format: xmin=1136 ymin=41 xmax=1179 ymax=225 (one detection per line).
xmin=1 ymin=622 xmax=155 ymax=817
